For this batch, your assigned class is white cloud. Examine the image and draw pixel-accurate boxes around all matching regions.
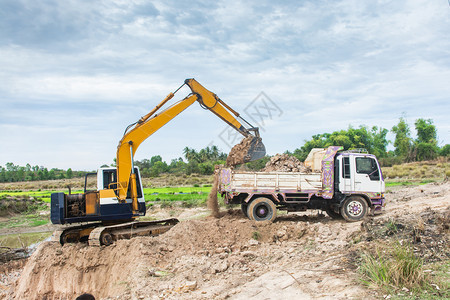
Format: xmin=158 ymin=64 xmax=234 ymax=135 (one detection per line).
xmin=0 ymin=0 xmax=449 ymax=169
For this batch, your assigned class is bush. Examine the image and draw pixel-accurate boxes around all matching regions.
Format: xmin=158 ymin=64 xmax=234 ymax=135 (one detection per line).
xmin=440 ymin=144 xmax=450 ymax=157
xmin=360 ymin=242 xmax=428 ymax=292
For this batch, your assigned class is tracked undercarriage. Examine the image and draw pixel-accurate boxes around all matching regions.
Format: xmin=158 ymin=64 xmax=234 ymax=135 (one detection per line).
xmin=51 ymin=218 xmax=179 ymax=246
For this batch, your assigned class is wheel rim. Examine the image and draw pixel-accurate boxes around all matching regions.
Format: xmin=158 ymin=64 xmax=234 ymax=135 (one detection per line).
xmin=347 ymin=200 xmax=363 ymax=217
xmin=255 ymin=204 xmax=270 ymax=218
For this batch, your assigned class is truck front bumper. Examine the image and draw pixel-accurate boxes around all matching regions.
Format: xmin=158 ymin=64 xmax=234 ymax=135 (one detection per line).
xmin=371 ymin=197 xmax=386 ymax=214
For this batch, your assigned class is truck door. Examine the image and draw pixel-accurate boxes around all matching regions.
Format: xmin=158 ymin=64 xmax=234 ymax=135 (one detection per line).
xmin=353 ymin=156 xmax=382 ymax=193
xmin=338 ymin=155 xmax=353 ymax=193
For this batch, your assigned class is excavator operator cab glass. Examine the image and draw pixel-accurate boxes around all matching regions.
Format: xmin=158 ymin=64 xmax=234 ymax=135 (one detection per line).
xmin=102 ymin=168 xmax=143 ymax=198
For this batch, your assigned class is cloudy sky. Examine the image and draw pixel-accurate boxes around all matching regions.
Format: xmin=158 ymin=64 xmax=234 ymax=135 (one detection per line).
xmin=1 ymin=0 xmax=449 ymax=170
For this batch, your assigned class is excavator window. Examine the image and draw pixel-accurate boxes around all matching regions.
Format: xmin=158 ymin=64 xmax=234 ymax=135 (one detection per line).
xmin=102 ymin=170 xmax=117 ymax=190
xmin=102 ymin=168 xmax=143 ymax=199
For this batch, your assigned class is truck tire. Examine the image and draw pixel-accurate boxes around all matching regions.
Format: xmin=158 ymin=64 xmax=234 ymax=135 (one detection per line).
xmin=247 ymin=197 xmax=277 ymax=222
xmin=241 ymin=203 xmax=249 ymax=218
xmin=340 ymin=196 xmax=368 ymax=222
xmin=325 ymin=206 xmax=342 ymax=219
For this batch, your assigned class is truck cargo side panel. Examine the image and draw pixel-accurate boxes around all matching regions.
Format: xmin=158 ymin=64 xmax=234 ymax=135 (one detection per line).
xmin=221 ymin=170 xmax=322 ymax=193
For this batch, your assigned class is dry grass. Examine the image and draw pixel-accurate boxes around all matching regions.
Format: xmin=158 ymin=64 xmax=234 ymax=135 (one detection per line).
xmin=382 ymin=158 xmax=449 ymax=181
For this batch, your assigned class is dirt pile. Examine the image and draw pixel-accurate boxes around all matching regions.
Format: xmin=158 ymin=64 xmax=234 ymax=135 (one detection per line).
xmin=226 ymin=136 xmax=254 ymax=167
xmin=262 ymin=153 xmax=311 ymax=172
xmin=12 ymin=211 xmax=311 ymax=299
xmin=9 ymin=182 xmax=450 ymax=299
xmin=358 ymin=207 xmax=450 ymax=263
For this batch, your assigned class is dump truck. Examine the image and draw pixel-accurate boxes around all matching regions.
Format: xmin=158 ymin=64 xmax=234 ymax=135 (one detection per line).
xmin=218 ymin=146 xmax=385 ymax=222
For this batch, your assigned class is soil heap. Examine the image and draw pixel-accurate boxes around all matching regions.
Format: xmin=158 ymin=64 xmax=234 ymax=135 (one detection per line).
xmin=225 ymin=136 xmax=254 ymax=167
xmin=7 ymin=182 xmax=450 ymax=299
xmin=262 ymin=153 xmax=311 ymax=172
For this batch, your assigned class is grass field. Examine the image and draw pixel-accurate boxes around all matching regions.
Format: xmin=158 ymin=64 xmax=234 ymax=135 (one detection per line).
xmin=0 ymin=232 xmax=52 ymax=248
xmin=0 ymin=186 xmax=214 ymax=203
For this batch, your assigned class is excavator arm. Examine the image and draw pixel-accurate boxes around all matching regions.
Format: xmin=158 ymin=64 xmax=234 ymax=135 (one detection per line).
xmin=116 ymin=79 xmax=265 ymax=210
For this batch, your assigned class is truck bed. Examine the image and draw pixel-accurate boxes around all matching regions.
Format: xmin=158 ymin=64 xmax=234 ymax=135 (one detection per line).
xmin=219 ymin=168 xmax=322 ymax=193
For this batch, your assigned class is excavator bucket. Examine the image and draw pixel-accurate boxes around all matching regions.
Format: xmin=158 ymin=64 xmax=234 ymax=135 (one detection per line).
xmin=245 ymin=137 xmax=266 ymax=162
xmin=226 ymin=136 xmax=266 ymax=166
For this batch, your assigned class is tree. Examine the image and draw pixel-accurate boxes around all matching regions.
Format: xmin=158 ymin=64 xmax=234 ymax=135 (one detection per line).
xmin=370 ymin=126 xmax=389 ymax=158
xmin=293 ymin=125 xmax=390 ymax=161
xmin=391 ymin=117 xmax=413 ymax=159
xmin=414 ymin=118 xmax=439 ymax=161
xmin=415 ymin=119 xmax=437 ymax=144
xmin=150 ymin=155 xmax=162 ymax=167
xmin=183 ymin=147 xmax=199 ymax=163
xmin=440 ymin=144 xmax=450 ymax=157
xmin=149 ymin=161 xmax=168 ymax=177
xmin=66 ymin=168 xmax=73 ymax=179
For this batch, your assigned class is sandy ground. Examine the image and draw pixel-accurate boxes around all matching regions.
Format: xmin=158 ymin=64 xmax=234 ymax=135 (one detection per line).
xmin=1 ymin=182 xmax=449 ymax=299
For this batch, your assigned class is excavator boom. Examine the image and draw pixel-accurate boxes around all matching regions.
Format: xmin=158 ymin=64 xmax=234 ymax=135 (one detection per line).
xmin=116 ymin=79 xmax=266 ymax=204
xmin=50 ymin=79 xmax=265 ymax=246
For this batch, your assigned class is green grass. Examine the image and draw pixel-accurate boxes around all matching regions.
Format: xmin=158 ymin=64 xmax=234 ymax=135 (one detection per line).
xmin=143 ymin=186 xmax=211 ymax=194
xmin=385 ymin=180 xmax=437 ymax=187
xmin=0 ymin=213 xmax=49 ymax=229
xmin=0 ymin=232 xmax=52 ymax=248
xmin=144 ymin=193 xmax=210 ymax=202
xmin=0 ymin=186 xmax=213 ymax=203
xmin=359 ymin=242 xmax=446 ymax=297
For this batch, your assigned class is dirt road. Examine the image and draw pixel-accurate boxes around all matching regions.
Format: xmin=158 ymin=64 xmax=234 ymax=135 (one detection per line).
xmin=3 ymin=182 xmax=449 ymax=299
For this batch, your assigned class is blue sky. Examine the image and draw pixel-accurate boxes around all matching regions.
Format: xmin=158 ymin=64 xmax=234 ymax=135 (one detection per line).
xmin=1 ymin=0 xmax=449 ymax=170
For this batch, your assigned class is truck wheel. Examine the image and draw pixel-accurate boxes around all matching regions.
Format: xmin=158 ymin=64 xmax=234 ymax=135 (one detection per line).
xmin=247 ymin=197 xmax=277 ymax=222
xmin=340 ymin=196 xmax=368 ymax=222
xmin=325 ymin=206 xmax=342 ymax=219
xmin=241 ymin=203 xmax=249 ymax=218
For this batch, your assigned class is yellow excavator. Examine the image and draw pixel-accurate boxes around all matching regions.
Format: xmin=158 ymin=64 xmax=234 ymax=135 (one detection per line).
xmin=50 ymin=78 xmax=265 ymax=246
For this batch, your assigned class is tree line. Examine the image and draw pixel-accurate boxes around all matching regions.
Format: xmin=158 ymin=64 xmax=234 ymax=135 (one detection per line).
xmin=1 ymin=117 xmax=448 ymax=182
xmin=292 ymin=117 xmax=448 ymax=166
xmin=0 ymin=163 xmax=80 ymax=183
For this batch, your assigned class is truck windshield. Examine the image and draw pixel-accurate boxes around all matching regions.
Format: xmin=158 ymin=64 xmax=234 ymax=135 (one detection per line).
xmin=356 ymin=157 xmax=380 ymax=181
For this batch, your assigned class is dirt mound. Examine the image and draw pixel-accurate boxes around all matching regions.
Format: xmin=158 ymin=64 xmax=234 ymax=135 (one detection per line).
xmin=12 ymin=211 xmax=310 ymax=299
xmin=262 ymin=153 xmax=311 ymax=172
xmin=226 ymin=136 xmax=254 ymax=167
xmin=358 ymin=206 xmax=450 ymax=263
xmin=10 ymin=182 xmax=450 ymax=299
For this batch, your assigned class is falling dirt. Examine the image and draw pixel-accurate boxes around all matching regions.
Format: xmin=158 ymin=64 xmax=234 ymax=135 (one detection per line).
xmin=5 ymin=182 xmax=450 ymax=299
xmin=207 ymin=167 xmax=220 ymax=218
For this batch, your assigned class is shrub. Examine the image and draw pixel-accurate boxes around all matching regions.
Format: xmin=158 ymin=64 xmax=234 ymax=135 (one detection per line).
xmin=252 ymin=231 xmax=261 ymax=240
xmin=360 ymin=242 xmax=428 ymax=292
